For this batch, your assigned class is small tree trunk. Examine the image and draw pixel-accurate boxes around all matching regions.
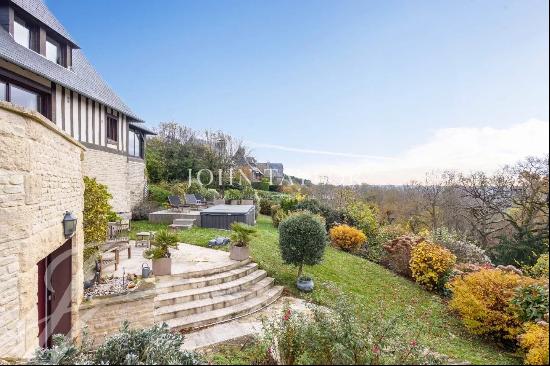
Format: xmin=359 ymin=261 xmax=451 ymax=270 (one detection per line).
xmin=297 ymin=263 xmax=303 ymax=280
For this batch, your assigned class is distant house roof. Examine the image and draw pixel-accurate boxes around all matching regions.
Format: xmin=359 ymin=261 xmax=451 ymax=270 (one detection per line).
xmin=0 ymin=0 xmax=144 ymax=122
xmin=10 ymin=0 xmax=78 ymax=46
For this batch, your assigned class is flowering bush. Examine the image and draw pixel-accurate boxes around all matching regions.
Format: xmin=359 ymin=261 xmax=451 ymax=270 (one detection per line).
xmin=447 ymin=269 xmax=536 ymax=341
xmin=410 ymin=241 xmax=456 ymax=291
xmin=382 ymin=236 xmax=425 ymax=277
xmin=329 ymin=225 xmax=367 ymax=252
xmin=519 ymin=322 xmax=549 ymax=365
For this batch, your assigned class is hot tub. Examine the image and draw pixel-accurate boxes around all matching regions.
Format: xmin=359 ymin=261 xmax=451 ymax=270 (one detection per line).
xmin=200 ymin=205 xmax=256 ymax=230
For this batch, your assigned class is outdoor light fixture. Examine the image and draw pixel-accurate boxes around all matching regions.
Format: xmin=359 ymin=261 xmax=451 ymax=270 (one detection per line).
xmin=63 ymin=211 xmax=77 ymax=238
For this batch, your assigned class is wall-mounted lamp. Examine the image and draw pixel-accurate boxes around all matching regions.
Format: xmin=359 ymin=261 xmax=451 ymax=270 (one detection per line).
xmin=62 ymin=211 xmax=77 ymax=238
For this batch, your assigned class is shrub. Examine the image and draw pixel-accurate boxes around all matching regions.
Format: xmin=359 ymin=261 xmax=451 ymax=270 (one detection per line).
xmin=83 ymin=177 xmax=113 ymax=262
xmin=31 ymin=322 xmax=201 ymax=365
xmin=131 ymin=199 xmax=160 ymax=220
xmin=260 ymin=199 xmax=276 ymax=215
xmin=279 ymin=212 xmax=327 ymax=279
xmin=447 ymin=269 xmax=536 ymax=341
xmin=429 ymin=227 xmax=491 ymax=265
xmin=364 ymin=224 xmax=409 ymax=263
xmin=519 ymin=322 xmax=549 ymax=365
xmin=230 ymin=222 xmax=257 ymax=247
xmin=320 ymin=207 xmax=348 ymax=230
xmin=241 ymin=185 xmax=257 ymax=200
xmin=144 ymin=230 xmax=179 ymax=259
xmin=272 ymin=208 xmax=288 ymax=228
xmin=344 ymin=201 xmax=380 ymax=239
xmin=511 ymin=284 xmax=549 ymax=323
xmin=329 ymin=225 xmax=366 ymax=252
xmin=224 ymin=188 xmax=242 ymax=201
xmin=203 ymin=188 xmax=220 ymax=201
xmin=254 ymin=295 xmax=445 ymax=365
xmin=526 ymin=254 xmax=549 ymax=279
xmin=491 ymin=230 xmax=548 ymax=267
xmin=186 ymin=179 xmax=205 ymax=196
xmin=382 ymin=236 xmax=424 ymax=277
xmin=280 ymin=195 xmax=299 ymax=212
xmin=294 ymin=198 xmax=323 ymax=215
xmin=410 ymin=241 xmax=456 ymax=291
xmin=148 ymin=184 xmax=172 ymax=204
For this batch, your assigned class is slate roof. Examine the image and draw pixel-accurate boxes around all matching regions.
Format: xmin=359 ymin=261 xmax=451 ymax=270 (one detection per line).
xmin=0 ymin=0 xmax=144 ymax=122
xmin=10 ymin=0 xmax=78 ymax=46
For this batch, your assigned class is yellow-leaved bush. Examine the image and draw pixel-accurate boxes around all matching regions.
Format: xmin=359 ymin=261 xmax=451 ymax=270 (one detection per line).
xmin=447 ymin=269 xmax=536 ymax=341
xmin=409 ymin=241 xmax=456 ymax=291
xmin=519 ymin=322 xmax=549 ymax=365
xmin=329 ymin=224 xmax=367 ymax=252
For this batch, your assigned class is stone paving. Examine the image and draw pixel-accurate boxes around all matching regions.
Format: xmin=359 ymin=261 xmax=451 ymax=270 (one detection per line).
xmin=102 ymin=242 xmax=232 ymax=278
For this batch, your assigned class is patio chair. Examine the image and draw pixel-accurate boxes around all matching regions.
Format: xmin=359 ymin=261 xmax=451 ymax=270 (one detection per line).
xmin=185 ymin=194 xmax=206 ymax=209
xmin=168 ymin=195 xmax=186 ymax=211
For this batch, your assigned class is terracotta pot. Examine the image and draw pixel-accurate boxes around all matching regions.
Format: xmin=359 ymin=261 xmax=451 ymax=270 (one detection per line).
xmin=152 ymin=257 xmax=171 ymax=276
xmin=229 ymin=245 xmax=250 ymax=261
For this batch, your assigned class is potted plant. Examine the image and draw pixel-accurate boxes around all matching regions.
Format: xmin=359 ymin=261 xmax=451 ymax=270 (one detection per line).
xmin=278 ymin=212 xmax=327 ymax=292
xmin=229 ymin=222 xmax=257 ymax=261
xmin=224 ymin=189 xmax=242 ymax=205
xmin=143 ymin=230 xmax=179 ymax=276
xmin=240 ymin=185 xmax=256 ymax=205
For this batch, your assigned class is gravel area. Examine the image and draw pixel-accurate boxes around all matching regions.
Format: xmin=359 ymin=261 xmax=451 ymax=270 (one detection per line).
xmin=84 ymin=277 xmax=133 ymax=298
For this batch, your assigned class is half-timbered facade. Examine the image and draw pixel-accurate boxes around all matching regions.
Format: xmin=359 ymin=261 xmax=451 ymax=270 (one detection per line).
xmin=0 ymin=0 xmax=154 ymax=215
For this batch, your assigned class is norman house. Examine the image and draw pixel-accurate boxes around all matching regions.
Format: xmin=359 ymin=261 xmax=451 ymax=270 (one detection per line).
xmin=0 ymin=0 xmax=152 ymax=358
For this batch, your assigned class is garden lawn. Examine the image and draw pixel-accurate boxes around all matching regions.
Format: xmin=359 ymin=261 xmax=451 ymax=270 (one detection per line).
xmin=131 ymin=215 xmax=519 ymax=365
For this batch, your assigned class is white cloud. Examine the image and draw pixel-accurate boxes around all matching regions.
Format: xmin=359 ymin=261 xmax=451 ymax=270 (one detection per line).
xmin=278 ymin=119 xmax=550 ymax=185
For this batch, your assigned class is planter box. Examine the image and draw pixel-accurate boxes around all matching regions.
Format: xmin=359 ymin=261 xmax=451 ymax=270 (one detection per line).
xmin=230 ymin=200 xmax=241 ymax=205
xmin=229 ymin=246 xmax=250 ymax=261
xmin=240 ymin=199 xmax=254 ymax=205
xmin=152 ymin=257 xmax=171 ymax=276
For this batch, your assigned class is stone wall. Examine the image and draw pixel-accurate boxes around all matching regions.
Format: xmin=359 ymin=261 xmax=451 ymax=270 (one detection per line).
xmin=79 ymin=289 xmax=155 ymax=345
xmin=81 ymin=148 xmax=146 ymax=217
xmin=0 ymin=102 xmax=85 ymax=358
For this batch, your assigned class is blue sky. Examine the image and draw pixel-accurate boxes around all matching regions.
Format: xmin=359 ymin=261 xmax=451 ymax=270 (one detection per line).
xmin=48 ymin=0 xmax=549 ymax=183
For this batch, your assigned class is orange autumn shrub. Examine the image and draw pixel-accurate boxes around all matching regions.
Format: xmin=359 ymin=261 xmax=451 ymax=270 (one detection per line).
xmin=447 ymin=268 xmax=536 ymax=341
xmin=410 ymin=241 xmax=456 ymax=291
xmin=519 ymin=322 xmax=549 ymax=365
xmin=329 ymin=224 xmax=366 ymax=252
xmin=382 ymin=236 xmax=424 ymax=277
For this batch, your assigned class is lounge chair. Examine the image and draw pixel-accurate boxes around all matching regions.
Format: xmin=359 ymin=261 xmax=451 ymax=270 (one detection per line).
xmin=168 ymin=195 xmax=186 ymax=210
xmin=185 ymin=194 xmax=206 ymax=209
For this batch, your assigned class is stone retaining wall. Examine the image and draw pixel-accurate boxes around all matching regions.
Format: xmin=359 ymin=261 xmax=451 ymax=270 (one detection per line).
xmin=0 ymin=102 xmax=85 ymax=358
xmin=79 ymin=288 xmax=156 ymax=345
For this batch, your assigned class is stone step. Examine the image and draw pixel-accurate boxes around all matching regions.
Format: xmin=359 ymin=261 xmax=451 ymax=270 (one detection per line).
xmin=155 ymin=277 xmax=275 ymax=321
xmin=157 ymin=258 xmax=251 ymax=281
xmin=165 ymin=285 xmax=283 ymax=331
xmin=173 ymin=219 xmax=196 ymax=225
xmin=155 ymin=270 xmax=267 ymax=307
xmin=168 ymin=224 xmax=193 ymax=231
xmin=155 ymin=263 xmax=259 ymax=294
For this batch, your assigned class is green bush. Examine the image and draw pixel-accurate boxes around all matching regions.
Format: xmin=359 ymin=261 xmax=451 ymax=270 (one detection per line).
xmin=279 ymin=212 xmax=327 ymax=279
xmin=345 ymin=201 xmax=379 ymax=239
xmin=280 ymin=196 xmax=299 ymax=212
xmin=224 ymin=188 xmax=242 ymax=201
xmin=230 ymin=222 xmax=257 ymax=247
xmin=31 ymin=323 xmax=201 ymax=365
xmin=260 ymin=199 xmax=276 ymax=215
xmin=511 ymin=284 xmax=549 ymax=323
xmin=272 ymin=208 xmax=288 ymax=228
xmin=491 ymin=230 xmax=548 ymax=267
xmin=203 ymin=188 xmax=220 ymax=201
xmin=364 ymin=225 xmax=409 ymax=263
xmin=148 ymin=184 xmax=172 ymax=204
xmin=83 ymin=177 xmax=113 ymax=262
xmin=144 ymin=230 xmax=179 ymax=259
xmin=254 ymin=295 xmax=445 ymax=365
xmin=526 ymin=254 xmax=549 ymax=279
xmin=294 ymin=198 xmax=323 ymax=215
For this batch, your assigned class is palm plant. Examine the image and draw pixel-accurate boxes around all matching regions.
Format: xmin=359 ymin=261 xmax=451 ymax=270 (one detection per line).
xmin=143 ymin=230 xmax=178 ymax=259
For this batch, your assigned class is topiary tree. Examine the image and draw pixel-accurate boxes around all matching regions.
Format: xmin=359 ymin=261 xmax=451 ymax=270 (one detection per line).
xmin=83 ymin=176 xmax=113 ymax=262
xmin=279 ymin=212 xmax=327 ymax=279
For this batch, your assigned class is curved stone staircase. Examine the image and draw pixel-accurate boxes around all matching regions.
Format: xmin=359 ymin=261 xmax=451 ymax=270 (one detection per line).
xmin=154 ymin=258 xmax=283 ymax=331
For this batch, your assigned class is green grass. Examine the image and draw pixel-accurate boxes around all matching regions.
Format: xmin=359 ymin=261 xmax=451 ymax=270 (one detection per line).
xmin=131 ymin=215 xmax=519 ymax=365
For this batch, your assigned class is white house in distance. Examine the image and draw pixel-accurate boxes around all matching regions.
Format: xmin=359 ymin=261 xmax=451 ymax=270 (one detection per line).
xmin=0 ymin=0 xmax=153 ymax=358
